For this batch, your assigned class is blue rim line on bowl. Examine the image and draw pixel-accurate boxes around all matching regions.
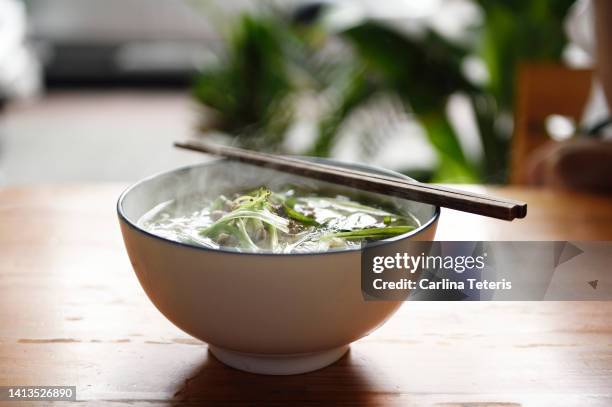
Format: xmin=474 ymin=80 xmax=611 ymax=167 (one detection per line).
xmin=117 ymin=158 xmax=441 ymax=257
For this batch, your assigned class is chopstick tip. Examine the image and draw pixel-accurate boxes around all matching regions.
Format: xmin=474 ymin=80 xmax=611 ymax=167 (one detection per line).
xmin=514 ymin=203 xmax=528 ymax=219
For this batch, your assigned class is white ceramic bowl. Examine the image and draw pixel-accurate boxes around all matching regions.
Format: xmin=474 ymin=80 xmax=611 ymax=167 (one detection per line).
xmin=118 ymin=158 xmax=439 ymax=375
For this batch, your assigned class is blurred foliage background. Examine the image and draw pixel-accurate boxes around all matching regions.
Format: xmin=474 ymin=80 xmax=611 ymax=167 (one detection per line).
xmin=192 ymin=0 xmax=576 ymax=183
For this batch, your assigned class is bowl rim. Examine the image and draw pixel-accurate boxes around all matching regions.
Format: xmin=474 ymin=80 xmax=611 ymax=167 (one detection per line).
xmin=117 ymin=158 xmax=440 ymax=257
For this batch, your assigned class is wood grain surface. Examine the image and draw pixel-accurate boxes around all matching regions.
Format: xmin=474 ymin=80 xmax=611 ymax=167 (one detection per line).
xmin=1 ymin=184 xmax=611 ymax=406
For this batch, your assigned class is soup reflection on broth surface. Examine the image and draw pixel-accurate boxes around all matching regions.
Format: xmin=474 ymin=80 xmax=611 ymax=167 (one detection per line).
xmin=138 ymin=186 xmax=420 ymax=253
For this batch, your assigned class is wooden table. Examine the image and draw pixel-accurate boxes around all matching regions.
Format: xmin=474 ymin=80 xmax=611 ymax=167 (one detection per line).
xmin=1 ymin=185 xmax=611 ymax=406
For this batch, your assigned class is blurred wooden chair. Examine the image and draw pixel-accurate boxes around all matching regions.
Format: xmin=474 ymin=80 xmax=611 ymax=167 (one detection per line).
xmin=510 ymin=64 xmax=593 ymax=184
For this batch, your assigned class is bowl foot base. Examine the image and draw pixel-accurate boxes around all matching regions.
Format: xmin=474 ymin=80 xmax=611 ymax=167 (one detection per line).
xmin=209 ymin=344 xmax=349 ymax=375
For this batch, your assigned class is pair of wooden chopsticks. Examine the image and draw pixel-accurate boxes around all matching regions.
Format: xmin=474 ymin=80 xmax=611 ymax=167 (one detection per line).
xmin=174 ymin=141 xmax=527 ymax=221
